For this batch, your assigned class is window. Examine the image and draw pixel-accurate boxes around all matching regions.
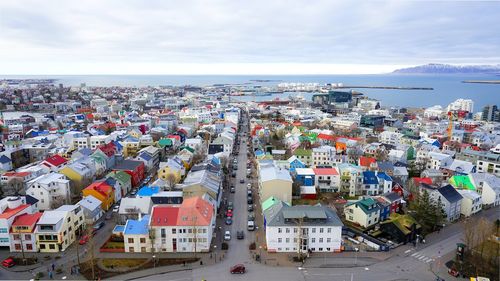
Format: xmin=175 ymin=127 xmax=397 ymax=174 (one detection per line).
xmin=40 ymin=244 xmax=46 ymax=249
xmin=278 ymin=228 xmax=282 ymax=233
xmin=319 ymin=248 xmax=323 ymax=251
xmin=161 ymin=229 xmax=166 ymax=238
xmin=0 ymin=228 xmax=8 ymax=233
xmin=278 ymin=238 xmax=282 ymax=243
xmin=319 ymin=238 xmax=323 ymax=243
xmin=129 ymin=247 xmax=134 ymax=252
xmin=49 ymin=244 xmax=55 ymax=250
xmin=15 ymin=244 xmax=21 ymax=250
xmin=327 ymin=228 xmax=331 ymax=233
xmin=128 ymin=238 xmax=134 ymax=243
xmin=294 ymin=228 xmax=298 ymax=233
xmin=319 ymin=228 xmax=324 ymax=233
xmin=286 ymin=238 xmax=290 ymax=243
xmin=286 ymin=228 xmax=290 ymax=233
xmin=327 ymin=238 xmax=331 ymax=243
xmin=172 ymin=229 xmax=176 ymax=234
xmin=26 ymin=244 xmax=33 ymax=251
xmin=311 ymin=228 xmax=316 ymax=233
xmin=311 ymin=238 xmax=316 ymax=243
xmin=13 ymin=234 xmax=20 ymax=240
xmin=140 ymin=238 xmax=146 ymax=243
xmin=141 ymin=247 xmax=146 ymax=252
xmin=294 ymin=238 xmax=297 ymax=243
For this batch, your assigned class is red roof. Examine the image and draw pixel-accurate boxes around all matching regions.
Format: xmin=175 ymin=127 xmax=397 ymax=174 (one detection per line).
xmin=313 ymin=168 xmax=339 ymax=175
xmin=85 ymin=182 xmax=113 ymax=196
xmin=167 ymin=135 xmax=181 ymax=141
xmin=11 ymin=212 xmax=42 ymax=227
xmin=413 ymin=177 xmax=433 ymax=185
xmin=359 ymin=156 xmax=376 ymax=167
xmin=2 ymin=171 xmax=30 ymax=178
xmin=150 ymin=206 xmax=179 ymax=226
xmin=97 ymin=142 xmax=116 ymax=157
xmin=0 ymin=204 xmax=29 ymax=219
xmin=44 ymin=155 xmax=67 ymax=167
xmin=317 ymin=134 xmax=335 ymax=141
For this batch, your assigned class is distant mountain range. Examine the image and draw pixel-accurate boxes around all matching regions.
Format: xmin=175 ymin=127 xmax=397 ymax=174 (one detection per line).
xmin=392 ymin=63 xmax=500 ymax=74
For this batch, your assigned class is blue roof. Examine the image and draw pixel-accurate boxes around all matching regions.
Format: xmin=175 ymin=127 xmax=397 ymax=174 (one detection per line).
xmin=139 ymin=152 xmax=152 ymax=161
xmin=377 ymin=172 xmax=392 ymax=182
xmin=123 ymin=215 xmax=150 ymax=235
xmin=113 ymin=140 xmax=123 ymax=150
xmin=113 ymin=225 xmax=125 ymax=233
xmin=363 ymin=171 xmax=379 ymax=185
xmin=137 ymin=186 xmax=160 ymax=197
xmin=0 ymin=155 xmax=11 ymax=164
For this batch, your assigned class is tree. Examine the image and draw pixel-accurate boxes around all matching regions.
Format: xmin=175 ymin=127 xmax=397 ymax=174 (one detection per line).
xmin=148 ymin=227 xmax=157 ymax=267
xmin=165 ymin=173 xmax=177 ymax=191
xmin=5 ymin=177 xmax=25 ymax=196
xmin=50 ymin=195 xmax=67 ymax=210
xmin=409 ymin=190 xmax=444 ymax=234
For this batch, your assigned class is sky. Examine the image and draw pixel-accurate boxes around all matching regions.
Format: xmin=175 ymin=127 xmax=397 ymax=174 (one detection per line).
xmin=1 ymin=0 xmax=499 ymax=75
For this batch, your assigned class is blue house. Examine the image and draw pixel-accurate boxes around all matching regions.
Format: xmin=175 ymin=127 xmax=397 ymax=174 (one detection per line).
xmin=287 ymin=156 xmax=305 ymax=173
xmin=376 ymin=198 xmax=391 ymax=221
xmin=295 ymin=168 xmax=315 ymax=186
xmin=363 ymin=171 xmax=380 ymax=196
xmin=137 ymin=186 xmax=160 ymax=197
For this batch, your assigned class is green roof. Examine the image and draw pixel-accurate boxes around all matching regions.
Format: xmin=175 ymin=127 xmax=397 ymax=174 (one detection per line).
xmin=262 ymin=196 xmax=281 ymax=212
xmin=294 ymin=148 xmax=312 ymax=157
xmin=158 ymin=138 xmax=173 ymax=147
xmin=449 ymin=175 xmax=475 ymax=190
xmin=381 ymin=214 xmax=421 ymax=235
xmin=107 ymin=170 xmax=131 ymax=186
xmin=180 ymin=146 xmax=195 ymax=153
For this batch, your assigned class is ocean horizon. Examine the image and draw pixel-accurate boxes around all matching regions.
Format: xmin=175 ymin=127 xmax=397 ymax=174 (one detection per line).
xmin=1 ymin=74 xmax=499 ymax=111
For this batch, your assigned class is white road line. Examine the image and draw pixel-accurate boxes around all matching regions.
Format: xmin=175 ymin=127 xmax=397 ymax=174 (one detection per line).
xmin=418 ymin=256 xmax=426 ymax=260
xmin=404 ymin=249 xmax=412 ymax=254
xmin=411 ymin=253 xmax=418 ymax=257
xmin=424 ymin=258 xmax=432 ymax=263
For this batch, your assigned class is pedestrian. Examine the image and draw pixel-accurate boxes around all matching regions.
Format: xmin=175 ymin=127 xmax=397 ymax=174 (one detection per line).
xmin=48 ymin=270 xmax=53 ymax=279
xmin=51 ymin=263 xmax=55 ymax=271
xmin=70 ymin=266 xmax=74 ymax=275
xmin=75 ymin=265 xmax=80 ymax=275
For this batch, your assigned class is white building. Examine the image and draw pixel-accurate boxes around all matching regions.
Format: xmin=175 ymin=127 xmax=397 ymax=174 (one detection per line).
xmin=27 ymin=173 xmax=71 ymax=211
xmin=265 ymin=204 xmax=343 ymax=253
xmin=447 ymin=99 xmax=474 ymax=113
xmin=0 ymin=196 xmax=36 ymax=247
xmin=457 ymin=190 xmax=482 ymax=217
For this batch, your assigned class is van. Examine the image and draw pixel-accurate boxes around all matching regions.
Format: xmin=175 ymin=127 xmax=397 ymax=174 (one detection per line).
xmin=247 ymin=220 xmax=255 ymax=231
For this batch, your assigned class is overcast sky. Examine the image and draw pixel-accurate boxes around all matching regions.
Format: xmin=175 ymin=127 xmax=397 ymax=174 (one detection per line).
xmin=1 ymin=0 xmax=499 ymax=74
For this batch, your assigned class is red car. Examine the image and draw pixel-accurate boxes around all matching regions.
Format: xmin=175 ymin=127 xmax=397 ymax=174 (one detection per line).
xmin=79 ymin=235 xmax=90 ymax=245
xmin=230 ymin=264 xmax=245 ymax=274
xmin=226 ymin=210 xmax=233 ymax=217
xmin=448 ymin=268 xmax=459 ymax=277
xmin=2 ymin=257 xmax=15 ymax=268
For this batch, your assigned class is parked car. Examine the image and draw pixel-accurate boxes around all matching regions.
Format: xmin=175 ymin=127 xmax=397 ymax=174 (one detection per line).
xmin=247 ymin=197 xmax=253 ymax=204
xmin=247 ymin=205 xmax=254 ymax=212
xmin=2 ymin=257 xmax=15 ymax=268
xmin=231 ymin=172 xmax=236 ymax=178
xmin=240 ymin=179 xmax=245 ymax=184
xmin=227 ymin=201 xmax=233 ymax=210
xmin=130 ymin=190 xmax=137 ymax=196
xmin=230 ymin=264 xmax=246 ymax=274
xmin=224 ymin=231 xmax=231 ymax=241
xmin=248 ymin=212 xmax=255 ymax=221
xmin=237 ymin=231 xmax=244 ymax=240
xmin=247 ymin=190 xmax=252 ymax=196
xmin=93 ymin=221 xmax=105 ymax=231
xmin=79 ymin=235 xmax=90 ymax=245
xmin=225 ymin=218 xmax=233 ymax=225
xmin=247 ymin=220 xmax=255 ymax=231
xmin=226 ymin=210 xmax=233 ymax=217
xmin=247 ymin=183 xmax=251 ymax=190
xmin=230 ymin=186 xmax=235 ymax=193
xmin=112 ymin=205 xmax=120 ymax=213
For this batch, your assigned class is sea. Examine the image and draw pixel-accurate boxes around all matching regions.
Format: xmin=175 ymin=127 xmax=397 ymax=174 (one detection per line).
xmin=2 ymin=74 xmax=499 ymax=112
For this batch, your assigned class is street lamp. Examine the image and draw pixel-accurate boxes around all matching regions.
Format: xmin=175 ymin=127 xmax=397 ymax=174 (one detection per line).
xmin=354 ymin=247 xmax=359 ymax=265
xmin=259 ymin=246 xmax=262 ymax=263
xmin=213 ymin=245 xmax=217 ymax=263
xmin=152 ymin=255 xmax=156 ymax=268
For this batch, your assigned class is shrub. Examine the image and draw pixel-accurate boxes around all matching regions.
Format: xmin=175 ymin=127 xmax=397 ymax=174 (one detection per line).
xmin=221 ymin=242 xmax=229 ymax=250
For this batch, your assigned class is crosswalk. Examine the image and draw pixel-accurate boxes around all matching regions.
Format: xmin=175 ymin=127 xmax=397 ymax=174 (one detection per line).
xmin=410 ymin=252 xmax=435 ymax=263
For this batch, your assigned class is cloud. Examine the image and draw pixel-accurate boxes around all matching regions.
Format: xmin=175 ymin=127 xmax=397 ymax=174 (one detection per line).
xmin=0 ymin=0 xmax=499 ymax=74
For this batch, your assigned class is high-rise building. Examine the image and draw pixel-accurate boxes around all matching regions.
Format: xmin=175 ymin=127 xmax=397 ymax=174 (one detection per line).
xmin=447 ymin=98 xmax=474 ymax=113
xmin=481 ymin=105 xmax=499 ymax=122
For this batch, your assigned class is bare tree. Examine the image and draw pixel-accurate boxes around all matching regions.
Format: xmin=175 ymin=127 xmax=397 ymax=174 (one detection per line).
xmin=462 ymin=218 xmax=477 ymax=250
xmin=165 ymin=173 xmax=177 ymax=191
xmin=50 ymin=196 xmax=67 ymax=210
xmin=5 ymin=177 xmax=25 ymax=196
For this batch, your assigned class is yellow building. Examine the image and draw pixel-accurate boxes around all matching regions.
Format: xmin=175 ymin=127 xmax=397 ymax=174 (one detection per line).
xmin=82 ymin=182 xmax=115 ymax=211
xmin=258 ymin=162 xmax=292 ymax=205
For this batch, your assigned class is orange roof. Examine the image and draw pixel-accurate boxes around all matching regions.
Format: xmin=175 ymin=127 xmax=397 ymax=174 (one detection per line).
xmin=177 ymin=197 xmax=213 ymax=226
xmin=359 ymin=156 xmax=376 ymax=167
xmin=413 ymin=177 xmax=433 ymax=185
xmin=0 ymin=204 xmax=30 ymax=219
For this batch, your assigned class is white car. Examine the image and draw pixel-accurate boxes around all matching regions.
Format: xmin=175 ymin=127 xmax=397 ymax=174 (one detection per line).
xmin=112 ymin=205 xmax=120 ymax=213
xmin=224 ymin=231 xmax=231 ymax=241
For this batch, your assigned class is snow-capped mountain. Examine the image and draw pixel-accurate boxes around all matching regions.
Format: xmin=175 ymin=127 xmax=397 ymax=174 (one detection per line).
xmin=393 ymin=63 xmax=500 ymax=74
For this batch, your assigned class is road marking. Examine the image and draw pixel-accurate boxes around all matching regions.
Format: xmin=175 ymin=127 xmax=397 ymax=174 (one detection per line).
xmin=411 ymin=253 xmax=418 ymax=257
xmin=404 ymin=249 xmax=412 ymax=254
xmin=418 ymin=256 xmax=426 ymax=260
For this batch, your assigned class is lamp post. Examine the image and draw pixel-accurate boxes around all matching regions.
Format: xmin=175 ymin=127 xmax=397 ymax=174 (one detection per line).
xmin=354 ymin=247 xmax=359 ymax=265
xmin=152 ymin=255 xmax=156 ymax=268
xmin=259 ymin=246 xmax=262 ymax=263
xmin=213 ymin=245 xmax=217 ymax=263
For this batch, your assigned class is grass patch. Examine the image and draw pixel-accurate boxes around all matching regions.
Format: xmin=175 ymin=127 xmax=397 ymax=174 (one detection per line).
xmin=101 ymin=258 xmax=147 ymax=269
xmin=101 ymin=241 xmax=124 ymax=249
